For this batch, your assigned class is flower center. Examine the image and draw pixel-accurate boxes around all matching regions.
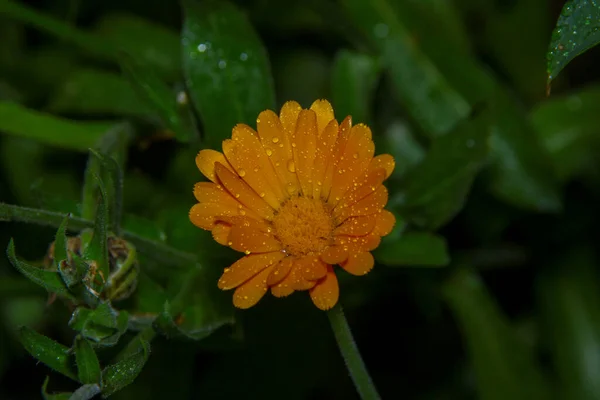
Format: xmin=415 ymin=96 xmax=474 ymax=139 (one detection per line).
xmin=272 ymin=196 xmax=334 ymax=256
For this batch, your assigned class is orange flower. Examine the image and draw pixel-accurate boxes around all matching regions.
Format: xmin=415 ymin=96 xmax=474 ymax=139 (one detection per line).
xmin=189 ymin=100 xmax=396 ymax=310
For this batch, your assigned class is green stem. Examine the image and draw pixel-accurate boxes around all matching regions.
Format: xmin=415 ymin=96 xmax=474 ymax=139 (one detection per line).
xmin=327 ymin=303 xmax=381 ymax=400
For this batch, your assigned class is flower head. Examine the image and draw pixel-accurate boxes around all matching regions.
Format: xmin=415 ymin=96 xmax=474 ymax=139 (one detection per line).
xmin=190 ymin=100 xmax=395 ymax=310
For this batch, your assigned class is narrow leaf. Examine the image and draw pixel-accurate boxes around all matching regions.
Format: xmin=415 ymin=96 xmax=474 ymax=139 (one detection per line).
xmin=42 ymin=377 xmax=72 ymax=400
xmin=74 ymin=337 xmax=102 ymax=385
xmin=0 ymin=102 xmax=114 ymax=151
xmin=375 ymin=231 xmax=449 ymax=267
xmin=101 ymin=338 xmax=150 ymax=397
xmin=182 ymin=0 xmax=276 ymax=149
xmin=547 ymin=0 xmax=600 ymax=82
xmin=53 ymin=215 xmax=70 ymax=269
xmin=83 ymin=174 xmax=109 ymax=282
xmin=6 ymin=239 xmax=74 ymax=300
xmin=19 ymin=327 xmax=77 ymax=380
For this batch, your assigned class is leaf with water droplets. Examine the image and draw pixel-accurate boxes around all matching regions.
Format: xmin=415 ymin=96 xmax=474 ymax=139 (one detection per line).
xmin=547 ymin=0 xmax=600 ymax=83
xmin=74 ymin=337 xmax=101 ymax=385
xmin=181 ymin=0 xmax=276 ymax=150
xmin=19 ymin=326 xmax=77 ymax=380
xmin=101 ymin=338 xmax=150 ymax=397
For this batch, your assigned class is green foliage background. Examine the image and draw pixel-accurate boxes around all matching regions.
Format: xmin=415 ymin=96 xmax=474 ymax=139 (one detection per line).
xmin=1 ymin=0 xmax=600 ymax=399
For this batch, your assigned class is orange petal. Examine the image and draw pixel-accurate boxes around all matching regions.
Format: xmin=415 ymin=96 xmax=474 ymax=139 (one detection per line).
xmin=334 ymin=216 xmax=376 ymax=236
xmin=227 ymin=225 xmax=282 ymax=253
xmin=369 ymin=154 xmax=395 ymax=179
xmin=292 ymin=109 xmax=318 ymax=197
xmin=232 ymin=264 xmax=274 ymax=309
xmin=218 ymin=252 xmax=286 ymax=290
xmin=279 ymin=101 xmax=302 ymax=135
xmin=271 ymin=264 xmax=295 ymax=298
xmin=328 ymin=124 xmax=375 ymax=207
xmin=335 ymin=234 xmax=381 ymax=253
xmin=189 ymin=202 xmax=238 ymax=230
xmin=309 ymin=265 xmax=339 ymax=310
xmin=217 ymin=215 xmax=272 ymax=232
xmin=334 ymin=168 xmax=386 ymax=213
xmin=312 ymin=119 xmax=338 ymax=199
xmin=256 ymin=110 xmax=300 ymax=197
xmin=267 ymin=256 xmax=293 ymax=286
xmin=309 ymin=99 xmax=335 ymax=135
xmin=334 ymin=186 xmax=388 ymax=222
xmin=341 ymin=252 xmax=374 ymax=276
xmin=290 ymin=263 xmax=317 ymax=290
xmin=223 ymin=125 xmax=286 ymax=208
xmin=322 ymin=116 xmax=352 ymax=200
xmin=212 ymin=222 xmax=231 ymax=245
xmin=215 ymin=162 xmax=274 ymax=221
xmin=373 ymin=210 xmax=396 ymax=236
xmin=296 ymin=255 xmax=328 ymax=281
xmin=196 ymin=149 xmax=234 ymax=183
xmin=320 ymin=245 xmax=349 ymax=265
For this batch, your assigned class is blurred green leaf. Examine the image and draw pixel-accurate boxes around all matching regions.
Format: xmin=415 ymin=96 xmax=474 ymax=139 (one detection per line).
xmin=120 ymin=55 xmax=197 ymax=143
xmin=331 ymin=50 xmax=380 ymax=124
xmin=53 ymin=215 xmax=70 ymax=269
xmin=397 ymin=112 xmax=490 ymax=230
xmin=19 ymin=326 xmax=77 ymax=380
xmin=341 ymin=0 xmax=470 ymax=137
xmin=42 ymin=376 xmax=72 ymax=400
xmin=93 ymin=13 xmax=181 ymax=80
xmin=48 ymin=69 xmax=149 ymax=117
xmin=0 ymin=102 xmax=115 ymax=151
xmin=488 ymin=87 xmax=562 ymax=212
xmin=531 ymin=85 xmax=600 ymax=181
xmin=69 ymin=303 xmax=128 ymax=346
xmin=547 ymin=0 xmax=600 ymax=82
xmin=6 ymin=239 xmax=75 ymax=300
xmin=82 ymin=174 xmax=110 ymax=282
xmin=375 ymin=231 xmax=449 ymax=267
xmin=537 ymin=248 xmax=600 ymax=400
xmin=181 ymin=0 xmax=276 ymax=149
xmin=74 ymin=336 xmax=101 ymax=384
xmin=443 ymin=269 xmax=550 ymax=400
xmin=379 ymin=120 xmax=425 ymax=178
xmin=101 ymin=338 xmax=150 ymax=397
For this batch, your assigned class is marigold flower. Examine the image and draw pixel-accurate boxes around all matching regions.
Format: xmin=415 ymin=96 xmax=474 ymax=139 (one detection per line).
xmin=189 ymin=100 xmax=396 ymax=310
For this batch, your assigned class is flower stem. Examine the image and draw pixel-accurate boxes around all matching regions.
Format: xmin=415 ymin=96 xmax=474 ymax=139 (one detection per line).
xmin=327 ymin=303 xmax=381 ymax=400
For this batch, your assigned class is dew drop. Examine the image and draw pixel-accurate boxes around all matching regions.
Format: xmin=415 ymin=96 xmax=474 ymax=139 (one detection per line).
xmin=266 ymin=149 xmax=273 ymax=156
xmin=353 ymin=153 xmax=359 ymax=159
xmin=238 ymin=169 xmax=246 ymax=177
xmin=287 ymin=160 xmax=296 ymax=172
xmin=240 ymin=52 xmax=248 ymax=61
xmin=218 ymin=60 xmax=227 ymax=69
xmin=197 ymin=43 xmax=207 ymax=52
xmin=272 ymin=137 xmax=280 ymax=143
xmin=260 ymin=192 xmax=266 ymax=198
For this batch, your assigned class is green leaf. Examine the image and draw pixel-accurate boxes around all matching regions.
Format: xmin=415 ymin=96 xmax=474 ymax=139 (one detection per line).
xmin=531 ymin=85 xmax=600 ymax=181
xmin=101 ymin=338 xmax=150 ymax=397
xmin=331 ymin=50 xmax=380 ymax=124
xmin=379 ymin=120 xmax=425 ymax=179
xmin=48 ymin=69 xmax=150 ymax=117
xmin=87 ymin=150 xmax=124 ymax=234
xmin=375 ymin=231 xmax=449 ymax=267
xmin=83 ymin=174 xmax=109 ymax=283
xmin=42 ymin=376 xmax=72 ymax=400
xmin=93 ymin=13 xmax=181 ymax=80
xmin=74 ymin=337 xmax=102 ymax=384
xmin=182 ymin=0 xmax=276 ymax=149
xmin=397 ymin=111 xmax=490 ymax=230
xmin=6 ymin=239 xmax=75 ymax=300
xmin=19 ymin=327 xmax=77 ymax=380
xmin=53 ymin=215 xmax=70 ymax=269
xmin=0 ymin=102 xmax=115 ymax=151
xmin=341 ymin=0 xmax=470 ymax=137
xmin=69 ymin=303 xmax=128 ymax=346
xmin=120 ymin=55 xmax=197 ymax=143
xmin=547 ymin=0 xmax=600 ymax=82
xmin=487 ymin=87 xmax=562 ymax=212
xmin=537 ymin=248 xmax=600 ymax=400
xmin=442 ymin=269 xmax=550 ymax=400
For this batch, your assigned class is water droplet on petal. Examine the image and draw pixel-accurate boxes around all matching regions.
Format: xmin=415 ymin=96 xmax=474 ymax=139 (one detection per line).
xmin=287 ymin=160 xmax=296 ymax=173
xmin=272 ymin=137 xmax=280 ymax=143
xmin=238 ymin=169 xmax=246 ymax=177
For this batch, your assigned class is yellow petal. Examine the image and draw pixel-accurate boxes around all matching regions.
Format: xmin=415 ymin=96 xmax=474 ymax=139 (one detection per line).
xmin=334 ymin=216 xmax=376 ymax=236
xmin=369 ymin=154 xmax=395 ymax=179
xmin=217 ymin=215 xmax=272 ymax=232
xmin=334 ymin=186 xmax=388 ymax=222
xmin=215 ymin=162 xmax=274 ymax=221
xmin=373 ymin=210 xmax=396 ymax=236
xmin=223 ymin=124 xmax=286 ymax=208
xmin=256 ymin=110 xmax=300 ymax=197
xmin=296 ymin=255 xmax=328 ymax=281
xmin=195 ymin=149 xmax=234 ymax=183
xmin=328 ymin=124 xmax=375 ymax=207
xmin=309 ymin=99 xmax=335 ymax=135
xmin=279 ymin=101 xmax=302 ymax=135
xmin=232 ymin=265 xmax=274 ymax=309
xmin=334 ymin=168 xmax=386 ymax=213
xmin=290 ymin=262 xmax=317 ymax=290
xmin=341 ymin=252 xmax=374 ymax=276
xmin=189 ymin=203 xmax=238 ymax=230
xmin=212 ymin=222 xmax=231 ymax=245
xmin=267 ymin=256 xmax=293 ymax=286
xmin=271 ymin=263 xmax=296 ymax=298
xmin=309 ymin=265 xmax=339 ymax=310
xmin=312 ymin=119 xmax=338 ymax=199
xmin=292 ymin=109 xmax=318 ymax=197
xmin=320 ymin=245 xmax=349 ymax=265
xmin=336 ymin=234 xmax=381 ymax=253
xmin=322 ymin=116 xmax=352 ymax=200
xmin=227 ymin=225 xmax=282 ymax=253
xmin=218 ymin=252 xmax=285 ymax=290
